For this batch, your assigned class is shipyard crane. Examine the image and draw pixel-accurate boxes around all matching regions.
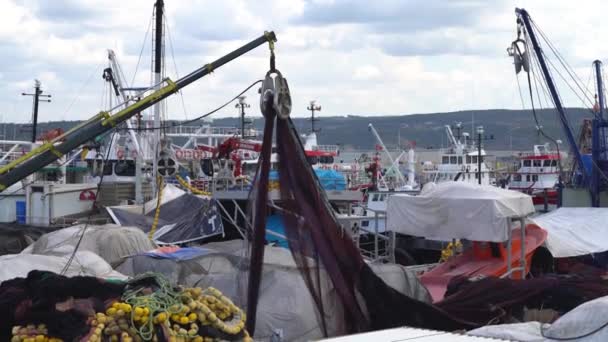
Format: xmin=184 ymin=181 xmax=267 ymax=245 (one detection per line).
xmin=0 ymin=32 xmax=277 ymax=191
xmin=103 ymin=49 xmax=143 ymax=156
xmin=509 ymin=8 xmax=607 ymax=206
xmin=444 ymin=125 xmax=459 ymax=148
xmin=367 ymin=123 xmax=407 ymax=186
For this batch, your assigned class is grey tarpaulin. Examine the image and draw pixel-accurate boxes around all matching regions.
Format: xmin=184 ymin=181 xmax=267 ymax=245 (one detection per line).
xmin=107 ymin=191 xmax=223 ymax=245
xmin=117 ymin=240 xmax=430 ymax=341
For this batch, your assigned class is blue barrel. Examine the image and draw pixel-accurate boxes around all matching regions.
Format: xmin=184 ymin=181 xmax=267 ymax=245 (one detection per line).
xmin=16 ymin=201 xmax=26 ymax=224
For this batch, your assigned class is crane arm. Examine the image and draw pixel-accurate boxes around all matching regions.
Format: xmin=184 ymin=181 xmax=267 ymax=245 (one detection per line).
xmin=444 ymin=125 xmax=459 ymax=148
xmin=367 ymin=123 xmax=406 ymax=185
xmin=0 ymin=31 xmax=277 ymax=191
xmin=106 ymin=49 xmax=143 ymax=155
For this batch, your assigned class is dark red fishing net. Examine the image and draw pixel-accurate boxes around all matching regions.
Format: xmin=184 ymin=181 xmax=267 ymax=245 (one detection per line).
xmin=0 ymin=270 xmax=125 ymax=341
xmin=245 ymin=106 xmax=474 ymax=336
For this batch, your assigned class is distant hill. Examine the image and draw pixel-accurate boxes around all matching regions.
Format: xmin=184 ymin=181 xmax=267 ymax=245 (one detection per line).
xmin=4 ymin=108 xmax=593 ymax=151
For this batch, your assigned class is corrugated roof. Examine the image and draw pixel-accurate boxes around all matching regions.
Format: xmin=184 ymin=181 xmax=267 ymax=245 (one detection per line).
xmin=320 ymin=327 xmax=511 ymax=341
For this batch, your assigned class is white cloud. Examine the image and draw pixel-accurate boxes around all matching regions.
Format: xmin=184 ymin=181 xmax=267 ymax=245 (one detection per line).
xmin=0 ymin=0 xmax=606 ymax=125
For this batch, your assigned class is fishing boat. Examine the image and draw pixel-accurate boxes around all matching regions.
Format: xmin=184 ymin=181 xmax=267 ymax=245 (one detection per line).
xmin=386 ymin=181 xmax=547 ymax=301
xmin=508 ymin=143 xmax=560 ymax=209
xmin=422 ymin=124 xmax=496 ymax=186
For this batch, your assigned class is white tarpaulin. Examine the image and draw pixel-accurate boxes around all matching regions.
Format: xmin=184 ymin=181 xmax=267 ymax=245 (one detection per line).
xmin=468 ymin=295 xmax=608 ymax=341
xmin=387 ymin=182 xmax=535 ymax=242
xmin=531 ymin=207 xmax=608 ymax=258
xmin=0 ymin=251 xmax=127 ymax=284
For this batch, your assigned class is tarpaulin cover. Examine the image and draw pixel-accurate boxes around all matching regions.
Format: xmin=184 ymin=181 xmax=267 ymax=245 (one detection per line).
xmin=107 ymin=185 xmax=224 ymax=245
xmin=265 ymin=215 xmax=288 ymax=248
xmin=0 ymin=251 xmax=127 ymax=283
xmin=143 ymin=246 xmax=213 ymax=261
xmin=531 ymin=207 xmax=608 ymax=258
xmin=269 ymin=170 xmax=346 ymax=190
xmin=21 ymin=224 xmax=155 ymax=267
xmin=468 ymin=295 xmax=608 ymax=341
xmin=386 ymin=182 xmax=535 ymax=242
xmin=117 ymin=240 xmax=431 ymax=342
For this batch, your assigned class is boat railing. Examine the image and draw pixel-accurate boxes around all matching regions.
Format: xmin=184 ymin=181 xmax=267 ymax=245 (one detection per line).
xmin=356 ymin=206 xmax=395 ymax=263
xmin=165 ymin=125 xmax=260 ymax=137
xmin=314 ymin=144 xmax=339 ymax=153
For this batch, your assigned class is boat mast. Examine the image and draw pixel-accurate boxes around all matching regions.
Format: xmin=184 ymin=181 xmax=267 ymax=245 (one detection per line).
xmin=152 ymin=0 xmax=164 ymax=194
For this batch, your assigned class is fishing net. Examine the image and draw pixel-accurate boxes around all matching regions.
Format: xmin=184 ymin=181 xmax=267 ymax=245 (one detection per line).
xmin=0 ymin=270 xmax=126 ymax=341
xmin=243 ymin=72 xmax=473 ymax=337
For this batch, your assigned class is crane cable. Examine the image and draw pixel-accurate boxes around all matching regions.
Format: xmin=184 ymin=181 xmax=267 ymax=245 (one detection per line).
xmin=117 ymin=79 xmax=263 ymax=132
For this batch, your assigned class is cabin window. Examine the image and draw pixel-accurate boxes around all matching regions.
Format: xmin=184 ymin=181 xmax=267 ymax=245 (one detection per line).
xmin=466 ymin=155 xmax=471 ymax=163
xmin=103 ymin=161 xmax=113 ymax=176
xmin=472 ymin=156 xmax=478 ymax=164
xmin=543 ymin=160 xmax=551 ymax=167
xmin=514 ymin=174 xmax=522 ymax=181
xmin=533 ymin=160 xmax=541 ymax=167
xmin=372 ymin=194 xmax=379 ymax=202
xmin=523 ymin=160 xmax=531 ymax=167
xmin=115 ymin=160 xmax=136 ymax=177
xmin=532 ymin=175 xmax=539 ymax=182
xmin=551 ymin=160 xmax=558 ymax=166
xmin=442 ymin=156 xmax=449 ymax=164
xmin=458 ymin=156 xmax=463 ymax=164
xmin=474 ymin=173 xmax=478 ymax=179
xmin=450 ymin=156 xmax=457 ymax=164
xmin=307 ymin=156 xmax=318 ymax=165
xmin=361 ymin=220 xmax=369 ymax=227
xmin=319 ymin=156 xmax=334 ymax=164
xmin=526 ymin=175 xmax=531 ymax=182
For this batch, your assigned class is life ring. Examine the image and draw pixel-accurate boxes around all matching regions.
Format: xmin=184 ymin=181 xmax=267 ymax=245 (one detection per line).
xmin=333 ymin=164 xmax=339 ymax=170
xmin=175 ymin=149 xmax=184 ymax=160
xmin=194 ymin=150 xmax=202 ymax=160
xmin=116 ymin=149 xmax=125 ymax=159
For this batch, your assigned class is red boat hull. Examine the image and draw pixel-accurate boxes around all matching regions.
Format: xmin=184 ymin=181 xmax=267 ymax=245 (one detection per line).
xmin=419 ymin=224 xmax=548 ymax=302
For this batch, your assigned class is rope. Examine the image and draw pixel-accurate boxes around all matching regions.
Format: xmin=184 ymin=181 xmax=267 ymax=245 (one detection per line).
xmin=121 ymin=272 xmax=184 ymax=341
xmin=148 ymin=176 xmax=164 ymax=241
xmin=175 ymin=174 xmax=212 ymax=196
xmin=119 ymin=272 xmax=250 ymax=341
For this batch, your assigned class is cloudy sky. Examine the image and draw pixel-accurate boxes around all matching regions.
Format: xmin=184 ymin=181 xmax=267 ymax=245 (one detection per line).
xmin=0 ymin=0 xmax=606 ymax=123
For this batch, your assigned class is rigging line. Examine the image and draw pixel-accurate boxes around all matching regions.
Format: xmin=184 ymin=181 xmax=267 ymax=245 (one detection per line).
xmin=514 ymin=74 xmax=527 ymax=109
xmin=62 ymin=61 xmax=105 ymax=119
xmin=526 ymin=68 xmax=565 ymax=176
xmin=543 ymin=53 xmax=595 ymax=110
xmin=130 ymin=8 xmax=154 ymax=88
xmin=164 ymin=13 xmax=189 ymax=121
xmin=531 ymin=19 xmax=596 ymax=105
xmin=61 ymin=129 xmax=117 ymax=275
xmin=530 ymin=19 xmax=594 ymax=96
xmin=116 ymin=79 xmax=263 ymax=132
